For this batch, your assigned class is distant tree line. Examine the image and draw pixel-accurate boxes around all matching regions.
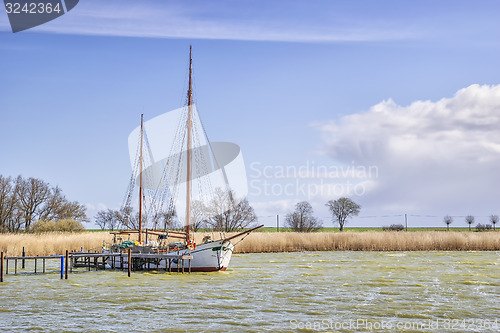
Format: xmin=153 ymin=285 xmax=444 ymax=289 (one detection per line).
xmin=443 ymin=214 xmax=498 ymax=231
xmin=95 ymin=189 xmax=258 ymax=233
xmin=0 ymin=175 xmax=88 ymax=232
xmin=94 ymin=206 xmax=177 ymax=231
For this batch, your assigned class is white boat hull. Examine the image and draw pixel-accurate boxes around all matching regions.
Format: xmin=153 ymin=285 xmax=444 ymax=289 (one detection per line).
xmin=108 ymin=239 xmax=234 ymax=272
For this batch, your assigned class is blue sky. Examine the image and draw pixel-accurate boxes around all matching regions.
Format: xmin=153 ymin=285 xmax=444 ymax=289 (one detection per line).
xmin=1 ymin=0 xmax=500 ymax=228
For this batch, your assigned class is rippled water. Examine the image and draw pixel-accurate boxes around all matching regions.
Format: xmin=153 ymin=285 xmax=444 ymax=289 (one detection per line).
xmin=1 ymin=251 xmax=499 ymax=332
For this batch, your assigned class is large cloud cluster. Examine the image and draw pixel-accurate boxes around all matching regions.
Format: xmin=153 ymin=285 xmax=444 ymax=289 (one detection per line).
xmin=316 ymin=84 xmax=500 ymax=214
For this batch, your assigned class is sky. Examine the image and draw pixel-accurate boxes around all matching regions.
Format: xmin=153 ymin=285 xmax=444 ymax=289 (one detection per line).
xmin=1 ymin=0 xmax=500 ymax=228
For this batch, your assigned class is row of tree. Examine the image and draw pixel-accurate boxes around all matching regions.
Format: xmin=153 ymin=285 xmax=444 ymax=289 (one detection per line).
xmin=444 ymin=214 xmax=498 ymax=231
xmin=285 ymin=197 xmax=361 ymax=232
xmin=7 ymin=173 xmax=493 ymax=234
xmin=0 ymin=175 xmax=88 ymax=232
xmin=95 ymin=195 xmax=362 ymax=233
xmin=95 ymin=189 xmax=258 ymax=232
xmin=284 ymin=201 xmax=499 ymax=232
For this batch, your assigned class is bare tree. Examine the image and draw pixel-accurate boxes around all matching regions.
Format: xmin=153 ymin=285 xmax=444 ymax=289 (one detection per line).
xmin=326 ymin=197 xmax=361 ymax=232
xmin=191 ymin=200 xmax=209 ymax=232
xmin=37 ymin=186 xmax=66 ymax=222
xmin=1 ymin=177 xmax=23 ymax=232
xmin=465 ymin=215 xmax=475 ymax=231
xmin=115 ymin=206 xmax=145 ymax=230
xmin=156 ymin=210 xmax=179 ymax=230
xmin=0 ymin=174 xmax=87 ymax=232
xmin=15 ymin=176 xmax=51 ymax=230
xmin=285 ymin=201 xmax=322 ymax=232
xmin=95 ymin=209 xmax=118 ymax=230
xmin=490 ymin=215 xmax=498 ymax=231
xmin=0 ymin=176 xmax=16 ymax=232
xmin=57 ymin=200 xmax=87 ymax=222
xmin=444 ymin=215 xmax=453 ymax=231
xmin=203 ymin=189 xmax=258 ymax=232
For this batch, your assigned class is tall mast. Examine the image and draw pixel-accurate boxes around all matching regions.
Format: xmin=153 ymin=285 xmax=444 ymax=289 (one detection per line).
xmin=139 ymin=113 xmax=144 ymax=243
xmin=185 ymin=45 xmax=193 ymax=242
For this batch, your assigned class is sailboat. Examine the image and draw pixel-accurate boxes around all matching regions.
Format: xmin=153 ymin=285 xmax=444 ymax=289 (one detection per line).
xmin=107 ymin=46 xmax=262 ymax=272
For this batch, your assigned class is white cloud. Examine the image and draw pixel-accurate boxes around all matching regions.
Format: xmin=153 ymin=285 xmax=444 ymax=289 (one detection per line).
xmin=251 ymin=199 xmax=296 ymax=216
xmin=315 ymin=84 xmax=500 ymax=215
xmin=85 ymin=202 xmax=108 ymax=213
xmin=0 ymin=0 xmax=417 ymax=42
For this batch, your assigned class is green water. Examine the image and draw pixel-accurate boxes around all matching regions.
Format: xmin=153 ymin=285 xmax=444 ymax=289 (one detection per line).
xmin=1 ymin=251 xmax=499 ymax=332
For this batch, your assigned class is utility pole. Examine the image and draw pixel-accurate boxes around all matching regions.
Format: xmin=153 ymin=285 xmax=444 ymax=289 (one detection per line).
xmin=276 ymin=215 xmax=279 ymax=232
xmin=405 ymin=214 xmax=408 ymax=231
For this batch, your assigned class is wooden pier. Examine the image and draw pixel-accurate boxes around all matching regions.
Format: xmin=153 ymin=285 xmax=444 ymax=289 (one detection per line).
xmin=70 ymin=251 xmax=194 ymax=274
xmin=0 ymin=250 xmax=193 ymax=282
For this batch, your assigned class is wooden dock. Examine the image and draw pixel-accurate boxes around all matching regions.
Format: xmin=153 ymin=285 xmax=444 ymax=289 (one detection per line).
xmin=0 ymin=250 xmax=193 ymax=282
xmin=70 ymin=251 xmax=194 ymax=274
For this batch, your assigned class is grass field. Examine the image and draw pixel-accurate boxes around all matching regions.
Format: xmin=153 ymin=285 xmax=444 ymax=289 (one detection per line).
xmin=1 ymin=229 xmax=499 ymax=256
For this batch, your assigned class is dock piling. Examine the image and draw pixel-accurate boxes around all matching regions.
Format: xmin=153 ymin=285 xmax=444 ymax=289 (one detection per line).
xmin=127 ymin=248 xmax=131 ymax=277
xmin=1 ymin=252 xmax=4 ymax=282
xmin=60 ymin=255 xmax=64 ymax=279
xmin=65 ymin=250 xmax=69 ymax=279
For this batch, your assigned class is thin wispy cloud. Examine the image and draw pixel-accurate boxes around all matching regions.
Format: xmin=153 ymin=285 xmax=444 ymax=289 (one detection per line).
xmin=0 ymin=0 xmax=418 ymax=42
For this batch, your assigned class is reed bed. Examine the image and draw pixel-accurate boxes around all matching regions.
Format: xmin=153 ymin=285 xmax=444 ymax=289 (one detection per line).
xmin=0 ymin=232 xmax=113 ymax=256
xmin=0 ymin=231 xmax=499 ymax=256
xmin=230 ymin=231 xmax=500 ymax=253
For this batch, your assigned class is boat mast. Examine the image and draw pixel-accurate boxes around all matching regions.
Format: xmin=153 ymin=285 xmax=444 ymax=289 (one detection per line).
xmin=185 ymin=46 xmax=193 ymax=243
xmin=139 ymin=113 xmax=144 ymax=243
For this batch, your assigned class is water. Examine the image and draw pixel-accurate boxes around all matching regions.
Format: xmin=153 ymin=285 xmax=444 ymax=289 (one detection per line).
xmin=1 ymin=251 xmax=499 ymax=332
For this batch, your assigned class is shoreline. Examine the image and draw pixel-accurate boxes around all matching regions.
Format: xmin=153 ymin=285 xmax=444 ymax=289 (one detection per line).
xmin=1 ymin=231 xmax=499 ymax=256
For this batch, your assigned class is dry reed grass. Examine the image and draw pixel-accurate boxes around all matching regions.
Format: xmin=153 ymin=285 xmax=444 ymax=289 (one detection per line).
xmin=0 ymin=231 xmax=499 ymax=256
xmin=230 ymin=231 xmax=500 ymax=253
xmin=0 ymin=232 xmax=113 ymax=256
